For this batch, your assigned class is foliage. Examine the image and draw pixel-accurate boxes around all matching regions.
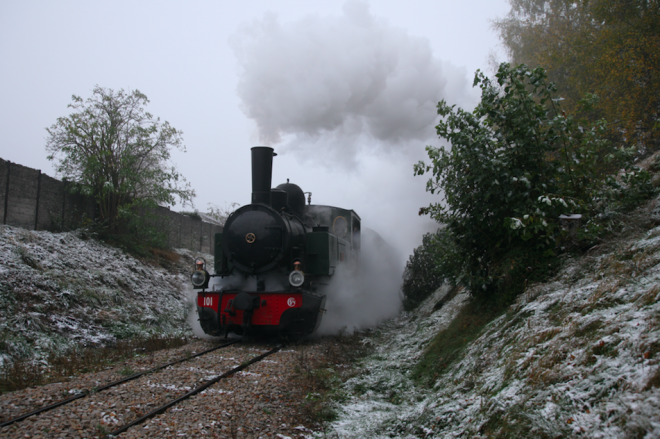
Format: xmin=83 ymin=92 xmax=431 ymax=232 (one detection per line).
xmin=179 ymin=210 xmax=202 ymax=221
xmin=401 ymin=229 xmax=459 ymax=311
xmin=493 ymin=0 xmax=660 ymax=154
xmin=206 ymin=202 xmax=239 ymax=226
xmin=415 ymin=63 xmax=653 ymax=303
xmin=46 ymin=86 xmax=195 ymax=228
xmin=93 ymin=199 xmax=169 ymax=257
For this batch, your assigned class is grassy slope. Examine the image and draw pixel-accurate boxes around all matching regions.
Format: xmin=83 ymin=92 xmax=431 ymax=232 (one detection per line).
xmin=0 ymin=225 xmax=205 ymax=364
xmin=326 ymin=200 xmax=660 ymax=438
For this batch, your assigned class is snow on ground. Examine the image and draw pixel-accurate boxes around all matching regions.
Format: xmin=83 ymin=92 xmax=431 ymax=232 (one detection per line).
xmin=324 ymin=225 xmax=660 ymax=437
xmin=0 ymin=225 xmax=205 ymax=365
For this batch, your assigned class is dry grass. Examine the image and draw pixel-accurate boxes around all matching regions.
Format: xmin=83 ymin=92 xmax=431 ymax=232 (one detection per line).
xmin=644 ymin=367 xmax=660 ymax=391
xmin=533 ymin=327 xmax=563 ymax=345
xmin=150 ymin=247 xmax=181 ymax=264
xmin=0 ymin=335 xmax=190 ymax=394
xmin=524 ymin=344 xmax=570 ymax=388
xmin=641 ymin=284 xmax=660 ymax=307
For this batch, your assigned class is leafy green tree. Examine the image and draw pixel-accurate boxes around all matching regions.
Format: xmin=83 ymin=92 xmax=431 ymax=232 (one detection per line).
xmin=46 ymin=87 xmax=195 ymax=228
xmin=493 ymin=0 xmax=660 ymax=153
xmin=415 ymin=63 xmax=651 ymax=303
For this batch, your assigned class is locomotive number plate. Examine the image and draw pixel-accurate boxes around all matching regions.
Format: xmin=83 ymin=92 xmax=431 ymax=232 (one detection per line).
xmin=198 ymin=294 xmax=218 ymax=309
xmin=246 ymin=233 xmax=256 ymax=243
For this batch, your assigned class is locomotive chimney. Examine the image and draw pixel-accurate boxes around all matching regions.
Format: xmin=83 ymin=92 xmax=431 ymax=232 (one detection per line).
xmin=251 ymin=146 xmax=276 ymax=206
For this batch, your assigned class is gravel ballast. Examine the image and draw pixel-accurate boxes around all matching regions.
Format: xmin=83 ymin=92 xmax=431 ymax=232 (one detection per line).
xmin=0 ymin=339 xmax=340 ymax=438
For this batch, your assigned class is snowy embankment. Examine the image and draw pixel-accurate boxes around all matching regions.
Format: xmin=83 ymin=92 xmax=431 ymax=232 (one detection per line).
xmin=327 ymin=211 xmax=660 ymax=437
xmin=0 ymin=226 xmax=204 ymax=365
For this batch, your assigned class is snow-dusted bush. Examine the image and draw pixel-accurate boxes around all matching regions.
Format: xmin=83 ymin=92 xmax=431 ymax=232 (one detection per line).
xmin=415 ymin=63 xmax=655 ymax=305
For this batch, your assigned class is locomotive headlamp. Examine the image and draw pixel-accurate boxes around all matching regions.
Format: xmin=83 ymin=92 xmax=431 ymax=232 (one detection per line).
xmin=191 ymin=257 xmax=209 ymax=289
xmin=191 ymin=270 xmax=207 ymax=287
xmin=289 ymin=270 xmax=305 ymax=287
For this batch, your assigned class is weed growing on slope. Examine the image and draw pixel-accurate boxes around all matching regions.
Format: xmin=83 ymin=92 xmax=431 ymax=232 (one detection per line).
xmin=412 ymin=300 xmax=504 ymax=387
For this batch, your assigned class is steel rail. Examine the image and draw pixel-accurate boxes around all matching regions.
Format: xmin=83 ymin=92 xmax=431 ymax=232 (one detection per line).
xmin=108 ymin=344 xmax=282 ymax=437
xmin=0 ymin=339 xmax=240 ymax=428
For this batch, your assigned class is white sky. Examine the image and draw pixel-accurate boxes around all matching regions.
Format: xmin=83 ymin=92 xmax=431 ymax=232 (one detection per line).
xmin=0 ymin=0 xmax=511 ymax=263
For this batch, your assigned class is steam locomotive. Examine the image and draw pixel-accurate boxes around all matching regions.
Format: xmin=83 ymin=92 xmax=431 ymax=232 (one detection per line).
xmin=191 ymin=147 xmax=361 ymax=336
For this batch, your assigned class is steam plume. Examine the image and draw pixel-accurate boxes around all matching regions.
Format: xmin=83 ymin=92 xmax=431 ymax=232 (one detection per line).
xmin=231 ymin=0 xmax=474 ymax=166
xmin=316 ymin=228 xmax=402 ymax=335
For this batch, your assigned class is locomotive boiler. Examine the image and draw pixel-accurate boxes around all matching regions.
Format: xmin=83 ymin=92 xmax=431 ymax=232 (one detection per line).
xmin=191 ymin=146 xmax=360 ymax=337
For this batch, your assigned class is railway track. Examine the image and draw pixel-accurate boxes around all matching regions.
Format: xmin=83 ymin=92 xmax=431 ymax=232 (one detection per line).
xmin=0 ymin=339 xmax=240 ymax=429
xmin=108 ymin=345 xmax=281 ymax=437
xmin=0 ymin=340 xmax=291 ymax=438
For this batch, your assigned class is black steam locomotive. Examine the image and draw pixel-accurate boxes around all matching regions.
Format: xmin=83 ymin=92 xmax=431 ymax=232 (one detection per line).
xmin=192 ymin=147 xmax=360 ymax=336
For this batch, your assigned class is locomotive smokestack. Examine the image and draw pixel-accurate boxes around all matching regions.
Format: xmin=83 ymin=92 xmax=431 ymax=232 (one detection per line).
xmin=251 ymin=146 xmax=276 ymax=206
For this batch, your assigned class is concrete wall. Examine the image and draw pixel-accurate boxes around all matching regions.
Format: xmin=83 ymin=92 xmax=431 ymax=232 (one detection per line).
xmin=1 ymin=159 xmax=40 ymax=230
xmin=0 ymin=157 xmax=221 ymax=253
xmin=143 ymin=206 xmax=222 ymax=254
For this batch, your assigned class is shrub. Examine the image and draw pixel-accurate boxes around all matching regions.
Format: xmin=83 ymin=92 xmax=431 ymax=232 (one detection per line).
xmin=402 ymin=228 xmax=459 ymax=310
xmin=92 ymin=199 xmax=168 ymax=258
xmin=415 ymin=63 xmax=655 ymax=304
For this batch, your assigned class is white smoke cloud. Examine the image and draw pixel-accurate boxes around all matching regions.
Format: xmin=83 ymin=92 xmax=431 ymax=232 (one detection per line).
xmin=316 ymin=228 xmax=403 ymax=335
xmin=231 ymin=0 xmax=475 ymax=166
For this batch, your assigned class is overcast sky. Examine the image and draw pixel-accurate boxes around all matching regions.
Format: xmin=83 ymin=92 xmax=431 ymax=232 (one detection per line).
xmin=0 ymin=0 xmax=510 ymax=264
